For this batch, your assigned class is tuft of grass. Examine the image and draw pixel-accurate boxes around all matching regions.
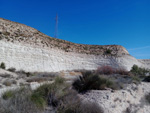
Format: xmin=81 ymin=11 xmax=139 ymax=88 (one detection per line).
xmin=54 ymin=76 xmax=65 ymax=84
xmin=2 ymin=90 xmax=14 ymax=100
xmin=31 ymin=93 xmax=46 ymax=109
xmin=31 ymin=76 xmax=67 ymax=108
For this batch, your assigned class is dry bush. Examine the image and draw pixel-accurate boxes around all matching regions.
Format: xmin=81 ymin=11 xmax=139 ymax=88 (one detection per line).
xmin=115 ymin=68 xmax=129 ymax=75
xmin=97 ymin=65 xmax=129 ymax=75
xmin=26 ymin=77 xmax=49 ymax=83
xmin=97 ymin=65 xmax=114 ymax=75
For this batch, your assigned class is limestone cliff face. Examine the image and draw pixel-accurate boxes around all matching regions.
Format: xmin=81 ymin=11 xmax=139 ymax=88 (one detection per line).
xmin=0 ymin=18 xmax=149 ymax=72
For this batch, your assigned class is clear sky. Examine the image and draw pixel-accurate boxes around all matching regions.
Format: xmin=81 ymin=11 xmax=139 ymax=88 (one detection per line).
xmin=0 ymin=0 xmax=150 ymax=59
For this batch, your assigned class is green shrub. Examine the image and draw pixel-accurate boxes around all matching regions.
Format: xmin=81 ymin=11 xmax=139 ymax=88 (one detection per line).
xmin=31 ymin=76 xmax=67 ymax=108
xmin=72 ymin=72 xmax=116 ymax=93
xmin=2 ymin=90 xmax=14 ymax=100
xmin=105 ymin=49 xmax=112 ymax=54
xmin=130 ymin=65 xmax=149 ymax=77
xmin=0 ymin=62 xmax=5 ymax=69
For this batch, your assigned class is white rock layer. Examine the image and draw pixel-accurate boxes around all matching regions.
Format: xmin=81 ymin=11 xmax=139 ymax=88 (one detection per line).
xmin=0 ymin=40 xmax=149 ymax=72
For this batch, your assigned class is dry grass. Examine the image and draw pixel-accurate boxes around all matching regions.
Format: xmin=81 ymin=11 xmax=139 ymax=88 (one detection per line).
xmin=0 ymin=87 xmax=40 ymax=113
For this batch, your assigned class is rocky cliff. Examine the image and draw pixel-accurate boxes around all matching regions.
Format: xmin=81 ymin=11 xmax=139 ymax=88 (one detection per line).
xmin=0 ymin=18 xmax=149 ymax=72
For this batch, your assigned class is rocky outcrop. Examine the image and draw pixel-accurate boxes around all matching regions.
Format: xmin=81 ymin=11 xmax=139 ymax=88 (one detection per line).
xmin=0 ymin=18 xmax=149 ymax=72
xmin=80 ymin=82 xmax=150 ymax=113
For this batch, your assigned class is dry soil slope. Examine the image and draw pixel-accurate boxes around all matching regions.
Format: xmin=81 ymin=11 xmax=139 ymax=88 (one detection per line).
xmin=0 ymin=18 xmax=149 ymax=72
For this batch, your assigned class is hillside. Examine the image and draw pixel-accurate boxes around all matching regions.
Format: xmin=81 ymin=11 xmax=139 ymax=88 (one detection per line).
xmin=0 ymin=18 xmax=128 ymax=56
xmin=0 ymin=18 xmax=149 ymax=72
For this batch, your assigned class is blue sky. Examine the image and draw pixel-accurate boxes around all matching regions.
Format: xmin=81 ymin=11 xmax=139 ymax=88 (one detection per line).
xmin=0 ymin=0 xmax=150 ymax=59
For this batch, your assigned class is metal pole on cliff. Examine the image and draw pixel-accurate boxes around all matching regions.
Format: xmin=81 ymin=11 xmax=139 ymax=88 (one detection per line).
xmin=54 ymin=14 xmax=58 ymax=38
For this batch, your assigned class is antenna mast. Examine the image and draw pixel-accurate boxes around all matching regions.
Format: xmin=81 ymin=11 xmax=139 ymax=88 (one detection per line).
xmin=54 ymin=14 xmax=58 ymax=38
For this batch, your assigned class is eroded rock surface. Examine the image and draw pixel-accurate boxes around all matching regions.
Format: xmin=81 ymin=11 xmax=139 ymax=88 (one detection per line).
xmin=80 ymin=82 xmax=150 ymax=113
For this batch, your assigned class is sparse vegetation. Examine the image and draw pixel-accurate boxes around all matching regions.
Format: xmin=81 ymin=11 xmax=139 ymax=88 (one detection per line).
xmin=2 ymin=90 xmax=14 ymax=100
xmin=0 ymin=87 xmax=40 ymax=113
